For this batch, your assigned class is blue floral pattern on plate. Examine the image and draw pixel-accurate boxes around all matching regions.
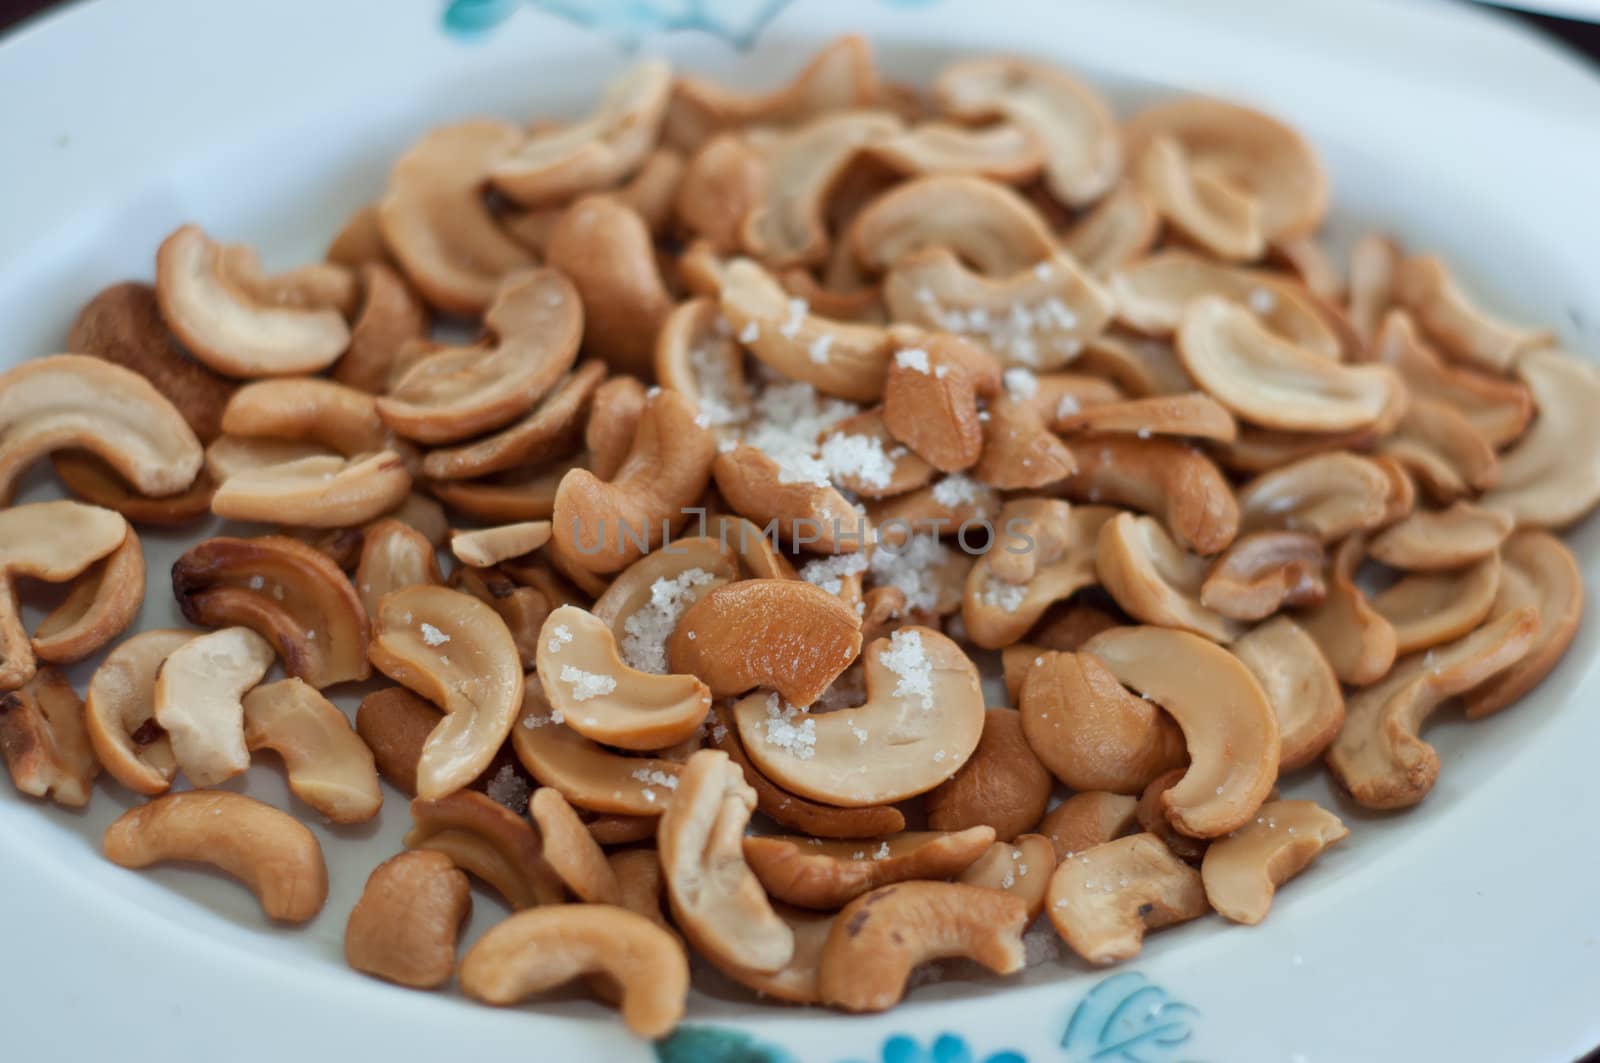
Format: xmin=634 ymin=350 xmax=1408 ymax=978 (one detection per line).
xmin=1060 ymin=972 xmax=1199 ymax=1063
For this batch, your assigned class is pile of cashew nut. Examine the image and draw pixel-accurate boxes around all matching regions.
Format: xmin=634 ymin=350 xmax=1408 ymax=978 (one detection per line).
xmin=2 ymin=35 xmax=1593 ymax=1040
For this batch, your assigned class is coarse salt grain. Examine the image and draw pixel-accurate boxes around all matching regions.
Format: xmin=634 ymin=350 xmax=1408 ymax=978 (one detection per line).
xmin=547 ymin=624 xmax=573 ymax=653
xmin=762 ymin=693 xmax=816 ymax=759
xmin=819 ymin=432 xmax=896 ymax=491
xmin=868 ymin=534 xmax=950 ymax=613
xmin=738 ymin=321 xmax=761 ymax=344
xmin=931 ymin=474 xmax=981 ymax=508
xmin=982 ymin=578 xmax=1028 ymax=614
xmin=808 ymin=333 xmax=834 ymax=365
xmin=248 ymin=575 xmax=264 ymax=590
xmin=799 ymin=552 xmax=870 ymax=596
xmin=872 ymin=842 xmax=890 ymax=861
xmin=880 ymin=628 xmax=935 ymax=709
xmin=1248 ymin=287 xmax=1278 ymax=314
xmin=485 ymin=763 xmax=530 ymax=812
xmin=895 ymin=348 xmax=931 ymax=374
xmin=620 ymin=568 xmax=718 ymax=674
xmin=420 ymin=622 xmax=450 ymax=647
xmin=1003 ymin=367 xmax=1039 ymax=400
xmin=560 ymin=665 xmax=616 ymax=702
xmin=779 ymin=297 xmax=808 ymax=339
xmin=631 ymin=767 xmax=679 ymax=791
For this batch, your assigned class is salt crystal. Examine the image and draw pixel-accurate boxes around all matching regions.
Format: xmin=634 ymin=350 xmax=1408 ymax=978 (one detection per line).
xmin=871 ymin=842 xmax=890 ymax=861
xmin=485 ymin=764 xmax=530 ymax=812
xmin=1056 ymin=394 xmax=1081 ymax=419
xmin=931 ymin=474 xmax=981 ymax=508
xmin=895 ymin=348 xmax=931 ymax=374
xmin=547 ymin=624 xmax=573 ymax=653
xmin=819 ymin=432 xmax=896 ymax=491
xmin=779 ymin=298 xmax=809 ymax=339
xmin=808 ymin=333 xmax=834 ymax=365
xmin=620 ymin=568 xmax=717 ymax=674
xmin=982 ymin=578 xmax=1028 ymax=614
xmin=799 ymin=552 xmax=869 ymax=597
xmin=560 ymin=665 xmax=616 ymax=702
xmin=248 ymin=575 xmax=264 ymax=590
xmin=630 ymin=767 xmax=679 ymax=791
xmin=880 ymin=629 xmax=935 ymax=709
xmin=1248 ymin=287 xmax=1278 ymax=314
xmin=1003 ymin=367 xmax=1039 ymax=400
xmin=762 ymin=693 xmax=817 ymax=759
xmin=420 ymin=622 xmax=450 ymax=647
xmin=738 ymin=321 xmax=761 ymax=344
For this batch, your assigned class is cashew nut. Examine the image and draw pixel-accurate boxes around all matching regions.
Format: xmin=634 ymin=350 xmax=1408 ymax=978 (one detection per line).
xmin=50 ymin=452 xmax=215 ymax=526
xmin=1045 ymin=833 xmax=1208 ymax=965
xmin=925 ymin=708 xmax=1052 ymax=840
xmin=211 ymin=451 xmax=413 ymax=528
xmin=1393 ymin=254 xmax=1550 ymax=373
xmin=590 ymin=535 xmax=737 ymax=656
xmin=1039 ymin=791 xmax=1140 ymax=860
xmin=83 ymin=629 xmax=194 ymax=795
xmin=1462 ymin=531 xmax=1583 ymax=720
xmin=1074 ymin=333 xmax=1193 ymax=399
xmin=866 ymin=121 xmax=1044 ymax=183
xmin=427 ymin=452 xmax=578 ymax=524
xmin=1347 ymin=233 xmax=1400 ymax=343
xmin=744 ymin=826 xmax=995 ymax=910
xmin=344 ymin=850 xmax=471 ymax=989
xmin=333 ymin=262 xmax=430 ymax=395
xmin=1199 ymin=531 xmax=1324 ymax=621
xmin=547 ymin=196 xmax=674 ymax=378
xmin=32 ymin=527 xmax=144 ymax=664
xmin=1055 ymin=392 xmax=1237 ymax=442
xmin=242 ymin=678 xmax=381 ymax=823
xmin=404 ymin=789 xmax=564 ymax=908
xmin=712 ymin=444 xmax=862 ymax=555
xmin=354 ymin=686 xmax=438 ymax=797
xmin=961 ymin=500 xmax=1112 ymax=650
xmin=221 ymin=377 xmax=406 ymax=463
xmin=1135 ymin=134 xmax=1264 ymax=262
xmin=1480 ymin=347 xmax=1600 ymax=529
xmin=422 ymin=361 xmax=605 ymax=482
xmin=355 ymin=519 xmax=444 ymax=619
xmin=1231 ymin=616 xmax=1344 ymax=772
xmin=1377 ymin=397 xmax=1498 ymax=503
xmin=1368 ymin=501 xmax=1514 ymax=572
xmin=1371 ymin=554 xmax=1501 ymax=656
xmin=1200 ymin=799 xmax=1347 ymax=925
xmin=0 ymin=667 xmax=98 ymax=807
xmin=528 ymin=787 xmax=622 ymax=905
xmin=973 ymin=393 xmax=1078 ymax=490
xmin=511 ymin=683 xmax=680 ymax=816
xmin=849 ymin=175 xmax=1058 ymax=275
xmin=1096 ymin=512 xmax=1243 ymax=643
xmin=1237 ymin=451 xmax=1395 ymax=543
xmin=1062 ymin=181 xmax=1160 ymax=276
xmin=449 ymin=566 xmax=549 ymax=671
xmin=1297 ymin=535 xmax=1398 ymax=686
xmin=654 ymin=298 xmax=752 ymax=433
xmin=1134 ymin=767 xmax=1207 ymax=864
xmin=882 ymin=329 xmax=1000 ymax=472
xmin=1368 ymin=310 xmax=1532 ymax=448
xmin=450 ymin=522 xmax=552 ymax=569
xmin=151 ymin=626 xmax=274 ymax=787
xmin=1056 ymin=435 xmax=1239 ymax=556
xmin=957 ymin=834 xmax=1057 ymax=919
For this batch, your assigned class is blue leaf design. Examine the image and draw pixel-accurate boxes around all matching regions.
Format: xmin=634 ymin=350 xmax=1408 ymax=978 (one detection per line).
xmin=841 ymin=1032 xmax=1025 ymax=1063
xmin=654 ymin=1024 xmax=798 ymax=1063
xmin=1061 ymin=972 xmax=1199 ymax=1063
xmin=441 ymin=0 xmax=519 ymax=36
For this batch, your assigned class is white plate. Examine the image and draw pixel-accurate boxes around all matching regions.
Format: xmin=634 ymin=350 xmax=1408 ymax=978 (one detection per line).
xmin=3 ymin=1 xmax=1600 ymax=1061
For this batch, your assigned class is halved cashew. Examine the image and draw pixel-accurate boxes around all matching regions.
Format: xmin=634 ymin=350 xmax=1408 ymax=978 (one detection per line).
xmin=1019 ymin=649 xmax=1187 ymax=795
xmin=883 ymin=329 xmax=1000 ymax=472
xmin=1177 ymin=297 xmax=1404 ymax=432
xmin=849 ymin=175 xmax=1058 ymax=275
xmin=590 ymin=535 xmax=737 ymax=662
xmin=378 ymin=269 xmax=582 ymax=445
xmin=537 ymin=605 xmax=709 ymax=750
xmin=32 ymin=528 xmax=144 ymax=664
xmin=925 ymin=708 xmax=1052 ymax=840
xmin=211 ymin=451 xmax=412 ymax=528
xmin=1480 ymin=348 xmax=1600 ymax=529
xmin=1062 ymin=181 xmax=1160 ymax=276
xmin=1056 ymin=435 xmax=1239 ymax=556
xmin=584 ymin=375 xmax=648 ymax=483
xmin=205 ymin=435 xmax=335 ymax=484
xmin=1097 ymin=513 xmax=1244 ymax=643
xmin=1231 ymin=617 xmax=1344 ymax=772
xmin=490 ymin=60 xmax=672 ymax=206
xmin=1327 ymin=608 xmax=1538 ymax=809
xmin=883 ymin=248 xmax=1115 ymax=370
xmin=355 ymin=686 xmax=439 ymax=797
xmin=1055 ymin=392 xmax=1236 ymax=442
xmin=345 ymin=850 xmax=472 ymax=989
xmin=654 ymin=299 xmax=752 ymax=431
xmin=242 ymin=678 xmax=381 ymax=823
xmin=1237 ymin=451 xmax=1394 ymax=543
xmin=51 ymin=451 xmax=215 ymax=526
xmin=1199 ymin=531 xmax=1324 ymax=621
xmin=151 ymin=626 xmax=274 ymax=787
xmin=0 ymin=667 xmax=97 ymax=807
xmin=704 ymin=514 xmax=799 ymax=581
xmin=103 ymin=791 xmax=327 ymax=922
xmin=547 ymin=196 xmax=673 ymax=377
xmin=1347 ymin=233 xmax=1400 ymax=343
xmin=423 ymin=361 xmax=605 ymax=481
xmin=1368 ymin=502 xmax=1514 ymax=572
xmin=866 ymin=121 xmax=1044 ymax=182
xmin=957 ymin=834 xmax=1056 ymax=918
xmin=1045 ymin=833 xmax=1208 ymax=965
xmin=936 ymin=56 xmax=1120 ymax=208
xmin=1040 ymin=791 xmax=1140 ymax=860
xmin=1368 ymin=311 xmax=1532 ymax=447
xmin=982 ymin=395 xmax=1077 ymax=490
xmin=429 ymin=452 xmax=578 ymax=524
xmin=1136 ymin=135 xmax=1263 ymax=261
xmin=0 ymin=354 xmax=203 ymax=504
xmin=460 ymin=904 xmax=688 ymax=1039
xmin=733 ymin=627 xmax=985 ymax=806
xmin=712 ymin=444 xmax=862 ymax=555
xmin=1032 ymin=601 xmax=1122 ymax=652
xmin=450 ymin=522 xmax=552 ymax=569
xmin=356 ymin=519 xmax=443 ymax=619
xmin=1271 ymin=234 xmax=1346 ymax=302
xmin=1201 ymin=799 xmax=1347 ymax=925
xmin=659 ymin=749 xmax=795 ymax=973
xmin=404 ymin=790 xmax=564 ymax=908
xmin=325 ymin=202 xmax=388 ymax=269
xmin=1370 ymin=554 xmax=1500 ymax=656
xmin=369 ymin=585 xmax=524 ymax=799
xmin=84 ymin=629 xmax=193 ymax=795
xmin=818 ymin=881 xmax=1028 ymax=1013
xmin=1377 ymin=397 xmax=1497 ymax=502
xmin=221 ymin=378 xmax=402 ymax=461
xmin=528 ymin=787 xmax=621 ymax=905
xmin=1072 ymin=335 xmax=1192 ymax=401
xmin=1297 ymin=535 xmax=1398 ymax=686
xmin=173 ymin=535 xmax=370 ymax=688
xmin=377 ymin=120 xmax=536 ymax=316
xmin=609 ymin=848 xmax=675 ymax=939
xmin=334 ymin=262 xmax=430 ymax=395
xmin=667 ymin=580 xmax=861 ymax=707
xmin=1135 ymin=768 xmax=1206 ymax=863
xmin=154 ymin=225 xmax=349 ymax=378
xmin=675 ymin=134 xmax=768 ymax=251
xmin=697 ymin=902 xmax=833 ymax=1005
xmin=961 ymin=501 xmax=1113 ymax=650
xmin=740 ymin=110 xmax=903 ymax=268
xmin=1463 ymin=531 xmax=1583 ymax=719
xmin=1393 ymin=254 xmax=1550 ymax=373
xmin=511 ymin=684 xmax=680 ymax=816
xmin=450 ymin=565 xmax=547 ymax=670
xmin=744 ymin=827 xmax=995 ymax=910
xmin=1124 ymin=97 xmax=1327 ymax=239
xmin=1083 ymin=626 xmax=1277 ymax=837
xmin=718 ymin=258 xmax=893 ymax=402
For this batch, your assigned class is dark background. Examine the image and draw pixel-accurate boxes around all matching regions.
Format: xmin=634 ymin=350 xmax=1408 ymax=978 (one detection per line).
xmin=0 ymin=0 xmax=1596 ymax=1060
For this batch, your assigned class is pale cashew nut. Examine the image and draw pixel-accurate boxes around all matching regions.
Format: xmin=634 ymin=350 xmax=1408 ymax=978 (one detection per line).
xmin=925 ymin=708 xmax=1052 ymax=840
xmin=698 ymin=903 xmax=834 ymax=1005
xmin=659 ymin=749 xmax=795 ymax=973
xmin=0 ymin=354 xmax=203 ymax=504
xmin=152 ymin=626 xmax=274 ymax=787
xmin=205 ymin=435 xmax=335 ymax=484
xmin=961 ymin=501 xmax=1112 ymax=650
xmin=1076 ymin=333 xmax=1196 ymax=399
xmin=866 ymin=121 xmax=1044 ymax=183
xmin=711 ymin=444 xmax=862 ymax=555
xmin=1200 ymin=799 xmax=1347 ymax=925
xmin=344 ymin=850 xmax=471 ymax=989
xmin=221 ymin=377 xmax=406 ymax=461
xmin=1347 ymin=233 xmax=1400 ymax=343
xmin=957 ymin=834 xmax=1057 ymax=919
xmin=675 ymin=134 xmax=768 ymax=251
xmin=1055 ymin=392 xmax=1237 ymax=442
xmin=0 ymin=667 xmax=98 ymax=807
xmin=51 ymin=452 xmax=215 ymax=526
xmin=1045 ymin=833 xmax=1208 ymax=965
xmin=744 ymin=827 xmax=995 ymax=910
xmin=818 ymin=881 xmax=1028 ymax=1012
xmin=1462 ymin=531 xmax=1583 ymax=719
xmin=211 ymin=451 xmax=412 ymax=528
xmin=527 ymin=787 xmax=622 ymax=905
xmin=591 ymin=535 xmax=737 ymax=657
xmin=459 ymin=904 xmax=689 ymax=1040
xmin=1368 ymin=502 xmax=1514 ymax=572
xmin=173 ymin=535 xmax=370 ymax=688
xmin=1135 ymin=135 xmax=1264 ymax=262
xmin=1039 ymin=791 xmax=1139 ymax=860
xmin=1393 ymin=254 xmax=1550 ymax=373
xmin=973 ymin=393 xmax=1078 ymax=490
xmin=849 ymin=175 xmax=1058 ymax=275
xmin=654 ymin=299 xmax=753 ymax=433
xmin=84 ymin=629 xmax=194 ymax=795
xmin=103 ymin=791 xmax=327 ymax=922
xmin=1370 ymin=554 xmax=1501 ymax=656
xmin=1237 ymin=451 xmax=1395 ymax=543
xmin=450 ymin=521 xmax=552 ymax=569
xmin=242 ymin=678 xmax=382 ymax=823
xmin=32 ymin=527 xmax=144 ymax=664
xmin=1297 ymin=535 xmax=1398 ymax=686
xmin=1056 ymin=435 xmax=1239 ymax=556
xmin=1368 ymin=311 xmax=1532 ymax=447
xmin=1327 ymin=608 xmax=1537 ymax=809
xmin=356 ymin=519 xmax=444 ymax=619
xmin=1097 ymin=513 xmax=1243 ymax=643
xmin=1231 ymin=616 xmax=1344 ymax=772
xmin=1083 ymin=626 xmax=1277 ymax=837
xmin=422 ymin=361 xmax=605 ymax=482
xmin=547 ymin=196 xmax=674 ymax=378
xmin=404 ymin=790 xmax=564 ymax=908
xmin=334 ymin=262 xmax=430 ymax=395
xmin=1480 ymin=347 xmax=1600 ymax=529
xmin=1199 ymin=531 xmax=1324 ymax=621
xmin=1062 ymin=181 xmax=1160 ymax=276
xmin=511 ymin=683 xmax=680 ymax=816
xmin=1377 ymin=397 xmax=1498 ymax=502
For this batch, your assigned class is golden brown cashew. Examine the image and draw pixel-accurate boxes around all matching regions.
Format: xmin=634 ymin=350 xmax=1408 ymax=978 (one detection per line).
xmin=883 ymin=330 xmax=1000 ymax=472
xmin=711 ymin=445 xmax=862 ymax=555
xmin=1062 ymin=181 xmax=1159 ymax=276
xmin=449 ymin=565 xmax=548 ymax=670
xmin=427 ymin=453 xmax=577 ymax=524
xmin=1480 ymin=348 xmax=1600 ymax=529
xmin=377 ymin=120 xmax=536 ymax=316
xmin=744 ymin=827 xmax=995 ymax=910
xmin=850 ymin=175 xmax=1058 ymax=275
xmin=818 ymin=882 xmax=1028 ymax=1012
xmin=1393 ymin=254 xmax=1550 ymax=373
xmin=591 ymin=535 xmax=737 ymax=665
xmin=1040 ymin=791 xmax=1140 ymax=860
xmin=1124 ymin=96 xmax=1327 ymax=239
xmin=1347 ymin=232 xmax=1400 ymax=342
xmin=1083 ymin=626 xmax=1277 ymax=837
xmin=221 ymin=378 xmax=403 ymax=462
xmin=1074 ymin=334 xmax=1192 ymax=400
xmin=659 ymin=749 xmax=795 ymax=973
xmin=1330 ymin=608 xmax=1540 ymax=809
xmin=32 ymin=528 xmax=144 ymax=664
xmin=173 ymin=535 xmax=370 ymax=689
xmin=957 ymin=834 xmax=1056 ymax=918
xmin=0 ymin=667 xmax=97 ymax=807
xmin=211 ymin=451 xmax=413 ymax=528
xmin=355 ymin=687 xmax=439 ymax=797
xmin=1019 ymin=650 xmax=1187 ymax=795
xmin=1297 ymin=535 xmax=1398 ymax=687
xmin=866 ymin=121 xmax=1044 ymax=183
xmin=1045 ymin=833 xmax=1208 ymax=965
xmin=1237 ymin=452 xmax=1395 ymax=544
xmin=675 ymin=134 xmax=768 ymax=251
xmin=205 ymin=435 xmax=335 ymax=484
xmin=154 ymin=225 xmax=349 ymax=378
xmin=1367 ymin=311 xmax=1532 ymax=448
xmin=84 ymin=629 xmax=193 ymax=796
xmin=1370 ymin=554 xmax=1500 ymax=656
xmin=924 ymin=709 xmax=1052 ymax=840
xmin=697 ymin=903 xmax=834 ymax=1004
xmin=423 ymin=361 xmax=605 ymax=482
xmin=1231 ymin=617 xmax=1344 ymax=772
xmin=405 ymin=790 xmax=564 ymax=908
xmin=1271 ymin=234 xmax=1346 ymax=302
xmin=450 ymin=522 xmax=552 ymax=569
xmin=1134 ymin=769 xmax=1206 ymax=863
xmin=242 ymin=678 xmax=381 ymax=823
xmin=528 ymin=787 xmax=622 ymax=905
xmin=1462 ymin=531 xmax=1583 ymax=719
xmin=1377 ymin=397 xmax=1498 ymax=503
xmin=1135 ymin=134 xmax=1264 ymax=262
xmin=609 ymin=848 xmax=675 ymax=938
xmin=1056 ymin=435 xmax=1239 ymax=556
xmin=344 ymin=850 xmax=472 ymax=989
xmin=103 ymin=791 xmax=328 ymax=922
xmin=936 ymin=56 xmax=1120 ymax=208
xmin=1201 ymin=799 xmax=1347 ymax=925
xmin=1199 ymin=531 xmax=1324 ymax=621
xmin=356 ymin=519 xmax=444 ymax=619
xmin=333 ymin=262 xmax=429 ymax=395
xmin=151 ymin=626 xmax=274 ymax=787
xmin=369 ymin=586 xmax=524 ymax=800
xmin=1054 ymin=392 xmax=1237 ymax=442
xmin=961 ymin=501 xmax=1113 ymax=650
xmin=1368 ymin=502 xmax=1514 ymax=572
xmin=460 ymin=904 xmax=689 ymax=1039
xmin=490 ymin=60 xmax=672 ymax=206
xmin=816 ymin=408 xmax=934 ymax=498
xmin=50 ymin=452 xmax=215 ymax=526
xmin=1096 ymin=512 xmax=1244 ymax=643
xmin=511 ymin=684 xmax=680 ymax=816
xmin=0 ymin=354 xmax=203 ymax=505
xmin=378 ymin=269 xmax=583 ymax=445
xmin=585 ymin=375 xmax=648 ymax=483
xmin=552 ymin=389 xmax=716 ymax=574
xmin=325 ymin=202 xmax=389 ymax=269
xmin=547 ymin=196 xmax=674 ymax=378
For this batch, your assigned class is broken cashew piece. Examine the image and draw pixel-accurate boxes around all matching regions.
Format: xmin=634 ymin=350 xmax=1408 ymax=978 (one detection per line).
xmin=1462 ymin=531 xmax=1583 ymax=719
xmin=511 ymin=685 xmax=680 ymax=816
xmin=528 ymin=787 xmax=622 ymax=905
xmin=1370 ymin=554 xmax=1501 ymax=657
xmin=712 ymin=444 xmax=863 ymax=556
xmin=1367 ymin=310 xmax=1532 ymax=448
xmin=1237 ymin=451 xmax=1395 ymax=544
xmin=345 ymin=850 xmax=472 ymax=989
xmin=0 ymin=667 xmax=98 ymax=807
xmin=849 ymin=175 xmax=1059 ymax=275
xmin=84 ymin=629 xmax=194 ymax=795
xmin=1039 ymin=791 xmax=1140 ymax=860
xmin=1062 ymin=181 xmax=1160 ymax=276
xmin=1368 ymin=502 xmax=1514 ymax=572
xmin=956 ymin=834 xmax=1057 ymax=918
xmin=242 ymin=678 xmax=382 ymax=824
xmin=1057 ymin=435 xmax=1239 ymax=556
xmin=1393 ymin=254 xmax=1550 ymax=373
xmin=925 ymin=707 xmax=1053 ymax=841
xmin=1297 ymin=535 xmax=1398 ymax=687
xmin=1199 ymin=531 xmax=1324 ymax=621
xmin=1231 ymin=616 xmax=1344 ymax=772
xmin=421 ymin=360 xmax=605 ymax=481
xmin=103 ymin=791 xmax=328 ymax=923
xmin=866 ymin=120 xmax=1044 ymax=183
xmin=547 ymin=195 xmax=675 ymax=378
xmin=743 ymin=827 xmax=996 ymax=910
xmin=221 ymin=378 xmax=404 ymax=460
xmin=356 ymin=519 xmax=444 ymax=619
xmin=1096 ymin=512 xmax=1244 ymax=643
xmin=1046 ymin=833 xmax=1208 ymax=965
xmin=32 ymin=527 xmax=145 ymax=664
xmin=1201 ymin=799 xmax=1347 ymax=925
xmin=152 ymin=626 xmax=274 ymax=788
xmin=450 ymin=521 xmax=552 ymax=569
xmin=1479 ymin=347 xmax=1600 ymax=529
xmin=961 ymin=501 xmax=1114 ymax=650
xmin=1136 ymin=134 xmax=1264 ymax=262
xmin=405 ymin=790 xmax=564 ymax=909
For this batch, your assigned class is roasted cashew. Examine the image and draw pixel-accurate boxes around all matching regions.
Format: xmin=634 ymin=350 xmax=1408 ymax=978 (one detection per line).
xmin=712 ymin=444 xmax=862 ymax=555
xmin=1368 ymin=502 xmax=1514 ymax=572
xmin=1368 ymin=311 xmax=1532 ymax=448
xmin=957 ymin=833 xmax=1057 ymax=919
xmin=344 ymin=850 xmax=471 ymax=989
xmin=1045 ymin=833 xmax=1208 ymax=964
xmin=511 ymin=683 xmax=680 ymax=816
xmin=242 ymin=678 xmax=382 ymax=823
xmin=334 ymin=262 xmax=430 ymax=395
xmin=883 ymin=330 xmax=1001 ymax=472
xmin=1393 ymin=254 xmax=1550 ymax=373
xmin=1480 ymin=347 xmax=1600 ymax=529
xmin=211 ymin=451 xmax=412 ymax=528
xmin=1039 ymin=791 xmax=1140 ymax=860
xmin=1062 ymin=181 xmax=1160 ymax=276
xmin=1371 ymin=554 xmax=1501 ymax=656
xmin=221 ymin=377 xmax=406 ymax=462
xmin=973 ymin=393 xmax=1078 ymax=490
xmin=1135 ymin=768 xmax=1207 ymax=863
xmin=527 ymin=787 xmax=622 ymax=905
xmin=1200 ymin=799 xmax=1347 ymax=925
xmin=1377 ymin=397 xmax=1498 ymax=503
xmin=449 ymin=565 xmax=549 ymax=670
xmin=1347 ymin=233 xmax=1400 ymax=343
xmin=925 ymin=708 xmax=1052 ymax=840
xmin=151 ymin=626 xmax=274 ymax=787
xmin=849 ymin=175 xmax=1058 ymax=275
xmin=744 ymin=826 xmax=995 ymax=910
xmin=654 ymin=298 xmax=753 ymax=432
xmin=675 ymin=133 xmax=768 ymax=251
xmin=547 ymin=196 xmax=674 ymax=378
xmin=83 ymin=629 xmax=193 ymax=795
xmin=590 ymin=535 xmax=737 ymax=667
xmin=404 ymin=790 xmax=564 ymax=908
xmin=1055 ymin=392 xmax=1237 ymax=442
xmin=1056 ymin=435 xmax=1239 ymax=556
xmin=1135 ymin=134 xmax=1264 ymax=262
xmin=1237 ymin=451 xmax=1395 ymax=544
xmin=427 ymin=452 xmax=577 ymax=524
xmin=1297 ymin=535 xmax=1398 ymax=686
xmin=450 ymin=521 xmax=552 ymax=569
xmin=50 ymin=452 xmax=215 ymax=526
xmin=866 ymin=121 xmax=1044 ymax=183
xmin=356 ymin=519 xmax=444 ymax=619
xmin=1199 ymin=531 xmax=1324 ymax=621
xmin=961 ymin=500 xmax=1112 ymax=650
xmin=1096 ymin=512 xmax=1244 ymax=643
xmin=32 ymin=527 xmax=144 ymax=664
xmin=1462 ymin=531 xmax=1583 ymax=719
xmin=1231 ymin=616 xmax=1344 ymax=772
xmin=355 ymin=686 xmax=438 ymax=797
xmin=422 ymin=361 xmax=605 ymax=482
xmin=0 ymin=667 xmax=98 ymax=807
